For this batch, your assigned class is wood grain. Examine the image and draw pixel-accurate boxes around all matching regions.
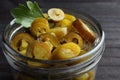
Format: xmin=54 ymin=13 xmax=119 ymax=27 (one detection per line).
xmin=0 ymin=1 xmax=120 ymax=80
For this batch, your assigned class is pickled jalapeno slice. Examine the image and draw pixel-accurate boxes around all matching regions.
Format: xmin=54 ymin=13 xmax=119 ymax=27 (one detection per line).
xmin=52 ymin=42 xmax=81 ymax=60
xmin=26 ymin=40 xmax=51 ymax=60
xmin=62 ymin=32 xmax=84 ymax=48
xmin=30 ymin=22 xmax=50 ymax=37
xmin=40 ymin=33 xmax=60 ymax=47
xmin=11 ymin=33 xmax=34 ymax=55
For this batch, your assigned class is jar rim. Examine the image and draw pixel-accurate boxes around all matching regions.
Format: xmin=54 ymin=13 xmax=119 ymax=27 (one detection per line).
xmin=2 ymin=9 xmax=105 ymax=64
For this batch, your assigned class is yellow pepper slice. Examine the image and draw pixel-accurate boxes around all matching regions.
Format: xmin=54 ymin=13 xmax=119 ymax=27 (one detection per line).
xmin=11 ymin=33 xmax=34 ymax=55
xmin=75 ymin=73 xmax=89 ymax=80
xmin=40 ymin=33 xmax=60 ymax=47
xmin=19 ymin=39 xmax=29 ymax=55
xmin=32 ymin=17 xmax=49 ymax=26
xmin=19 ymin=39 xmax=29 ymax=51
xmin=44 ymin=41 xmax=53 ymax=51
xmin=55 ymin=19 xmax=71 ymax=27
xmin=27 ymin=40 xmax=51 ymax=60
xmin=43 ymin=13 xmax=49 ymax=19
xmin=55 ymin=19 xmax=72 ymax=32
xmin=30 ymin=22 xmax=50 ymax=37
xmin=26 ymin=40 xmax=51 ymax=67
xmin=52 ymin=42 xmax=81 ymax=60
xmin=63 ymin=32 xmax=84 ymax=48
xmin=48 ymin=8 xmax=65 ymax=21
xmin=88 ymin=70 xmax=95 ymax=80
xmin=50 ymin=27 xmax=67 ymax=40
xmin=64 ymin=13 xmax=76 ymax=22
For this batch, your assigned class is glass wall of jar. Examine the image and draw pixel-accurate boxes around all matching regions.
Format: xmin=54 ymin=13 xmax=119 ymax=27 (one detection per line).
xmin=2 ymin=9 xmax=105 ymax=80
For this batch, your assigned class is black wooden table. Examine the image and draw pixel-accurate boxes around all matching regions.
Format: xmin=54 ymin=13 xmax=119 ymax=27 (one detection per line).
xmin=0 ymin=1 xmax=120 ymax=80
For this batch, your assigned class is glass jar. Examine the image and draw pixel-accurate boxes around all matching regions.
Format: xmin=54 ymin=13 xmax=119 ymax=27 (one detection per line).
xmin=2 ymin=9 xmax=105 ymax=80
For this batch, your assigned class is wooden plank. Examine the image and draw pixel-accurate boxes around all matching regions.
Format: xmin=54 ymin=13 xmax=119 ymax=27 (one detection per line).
xmin=96 ymin=67 xmax=120 ymax=80
xmin=0 ymin=1 xmax=120 ymax=80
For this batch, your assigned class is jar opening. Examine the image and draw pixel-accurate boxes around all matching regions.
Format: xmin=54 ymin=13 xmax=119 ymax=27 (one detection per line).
xmin=2 ymin=9 xmax=105 ymax=65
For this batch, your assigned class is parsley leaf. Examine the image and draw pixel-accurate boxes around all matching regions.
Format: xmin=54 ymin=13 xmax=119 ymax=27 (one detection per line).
xmin=11 ymin=1 xmax=44 ymax=28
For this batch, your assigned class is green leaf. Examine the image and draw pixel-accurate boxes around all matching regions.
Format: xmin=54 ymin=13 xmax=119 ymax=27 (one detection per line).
xmin=11 ymin=1 xmax=44 ymax=28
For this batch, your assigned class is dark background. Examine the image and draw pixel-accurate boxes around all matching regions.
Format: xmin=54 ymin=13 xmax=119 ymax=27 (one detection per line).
xmin=0 ymin=0 xmax=120 ymax=80
xmin=0 ymin=0 xmax=120 ymax=24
